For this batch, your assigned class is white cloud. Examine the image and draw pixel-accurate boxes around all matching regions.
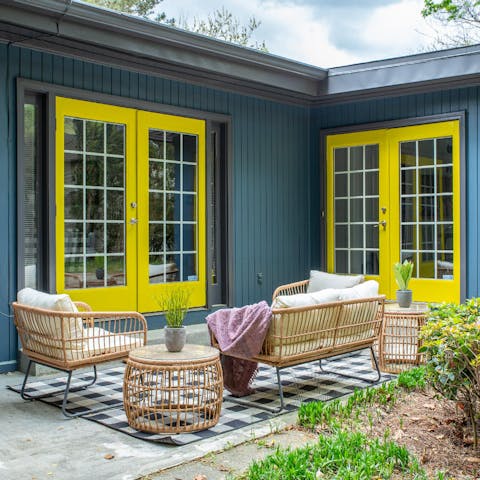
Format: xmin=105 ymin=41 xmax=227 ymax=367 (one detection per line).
xmin=161 ymin=0 xmax=432 ymax=67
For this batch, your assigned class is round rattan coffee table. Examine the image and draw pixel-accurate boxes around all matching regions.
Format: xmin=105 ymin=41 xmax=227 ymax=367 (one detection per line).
xmin=123 ymin=344 xmax=223 ymax=434
xmin=378 ymin=302 xmax=429 ymax=374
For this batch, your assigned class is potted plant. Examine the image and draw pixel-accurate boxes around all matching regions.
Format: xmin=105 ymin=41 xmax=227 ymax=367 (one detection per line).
xmin=393 ymin=260 xmax=414 ymax=308
xmin=158 ymin=286 xmax=191 ymax=352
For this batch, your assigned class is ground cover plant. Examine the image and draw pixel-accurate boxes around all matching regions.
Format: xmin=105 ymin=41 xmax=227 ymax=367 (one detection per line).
xmin=239 ymin=368 xmax=479 ymax=479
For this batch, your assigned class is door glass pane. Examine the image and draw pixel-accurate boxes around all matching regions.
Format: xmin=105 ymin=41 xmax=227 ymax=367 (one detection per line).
xmin=333 ymin=144 xmax=379 ymax=275
xmin=64 ymin=117 xmax=126 ymax=289
xmin=399 ymin=137 xmax=454 ymax=279
xmin=148 ymin=129 xmax=198 ymax=284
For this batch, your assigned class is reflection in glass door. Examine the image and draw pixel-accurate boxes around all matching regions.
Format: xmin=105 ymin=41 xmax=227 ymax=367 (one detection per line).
xmin=399 ymin=137 xmax=454 ymax=280
xmin=333 ymin=144 xmax=380 ymax=276
xmin=327 ymin=121 xmax=460 ymax=303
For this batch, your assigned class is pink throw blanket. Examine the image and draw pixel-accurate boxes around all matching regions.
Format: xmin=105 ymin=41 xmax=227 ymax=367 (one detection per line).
xmin=206 ymin=301 xmax=272 ymax=397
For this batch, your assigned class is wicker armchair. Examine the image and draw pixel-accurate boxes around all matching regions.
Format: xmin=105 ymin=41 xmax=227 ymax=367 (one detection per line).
xmin=13 ymin=300 xmax=147 ymax=417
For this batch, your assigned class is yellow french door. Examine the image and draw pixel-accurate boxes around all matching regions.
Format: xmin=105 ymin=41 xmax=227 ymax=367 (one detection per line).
xmin=55 ymin=98 xmax=206 ymax=311
xmin=327 ymin=121 xmax=460 ymax=303
xmin=137 ymin=111 xmax=206 ymax=312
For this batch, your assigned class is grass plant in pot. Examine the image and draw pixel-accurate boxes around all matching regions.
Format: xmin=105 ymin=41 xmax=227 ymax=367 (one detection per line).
xmin=158 ymin=286 xmax=191 ymax=352
xmin=393 ymin=260 xmax=414 ymax=308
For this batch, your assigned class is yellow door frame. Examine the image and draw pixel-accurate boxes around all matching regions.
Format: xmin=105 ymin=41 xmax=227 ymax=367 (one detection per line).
xmin=326 ymin=120 xmax=460 ymax=303
xmin=56 ymin=97 xmax=137 ymax=310
xmin=56 ymin=98 xmax=207 ymax=312
xmin=137 ymin=111 xmax=206 ymax=312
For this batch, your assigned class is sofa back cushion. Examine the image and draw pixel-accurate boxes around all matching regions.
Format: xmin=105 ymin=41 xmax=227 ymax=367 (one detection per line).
xmin=272 ymin=288 xmax=340 ymax=309
xmin=306 ymin=270 xmax=364 ymax=293
xmin=337 ymin=280 xmax=379 ymax=300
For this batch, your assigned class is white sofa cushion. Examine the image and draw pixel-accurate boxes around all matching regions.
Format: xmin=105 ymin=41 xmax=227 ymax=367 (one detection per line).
xmin=306 ymin=271 xmax=364 ymax=293
xmin=272 ymin=288 xmax=340 ymax=309
xmin=337 ymin=280 xmax=380 ymax=300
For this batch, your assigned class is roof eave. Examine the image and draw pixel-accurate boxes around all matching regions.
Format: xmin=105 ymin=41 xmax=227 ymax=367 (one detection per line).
xmin=0 ymin=0 xmax=326 ymax=99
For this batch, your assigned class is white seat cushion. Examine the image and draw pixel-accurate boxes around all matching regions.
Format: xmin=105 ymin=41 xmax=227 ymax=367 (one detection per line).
xmin=306 ymin=271 xmax=364 ymax=293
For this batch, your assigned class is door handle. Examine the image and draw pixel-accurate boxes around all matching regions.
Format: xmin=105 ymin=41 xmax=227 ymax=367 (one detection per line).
xmin=129 ymin=218 xmax=138 ymax=225
xmin=373 ymin=220 xmax=387 ymax=230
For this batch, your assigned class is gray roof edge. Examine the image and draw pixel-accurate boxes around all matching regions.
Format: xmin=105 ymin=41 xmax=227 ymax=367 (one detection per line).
xmin=4 ymin=0 xmax=327 ymax=80
xmin=329 ymin=43 xmax=480 ymax=76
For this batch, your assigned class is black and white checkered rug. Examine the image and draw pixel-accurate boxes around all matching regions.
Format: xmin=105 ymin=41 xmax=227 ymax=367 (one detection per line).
xmin=9 ymin=351 xmax=393 ymax=445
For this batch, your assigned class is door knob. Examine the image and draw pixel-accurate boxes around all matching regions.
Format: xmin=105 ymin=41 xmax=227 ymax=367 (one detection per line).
xmin=129 ymin=218 xmax=138 ymax=225
xmin=373 ymin=220 xmax=387 ymax=230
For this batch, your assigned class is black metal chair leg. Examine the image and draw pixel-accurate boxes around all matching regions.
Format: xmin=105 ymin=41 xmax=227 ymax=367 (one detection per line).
xmin=20 ymin=359 xmax=34 ymax=401
xmin=19 ymin=362 xmax=118 ymax=418
xmin=21 ymin=362 xmax=98 ymax=401
xmin=224 ymin=367 xmax=285 ymax=414
xmin=275 ymin=367 xmax=285 ymax=412
xmin=319 ymin=347 xmax=381 ymax=384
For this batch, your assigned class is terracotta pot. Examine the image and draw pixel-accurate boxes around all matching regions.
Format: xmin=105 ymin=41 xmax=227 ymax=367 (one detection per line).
xmin=164 ymin=326 xmax=186 ymax=352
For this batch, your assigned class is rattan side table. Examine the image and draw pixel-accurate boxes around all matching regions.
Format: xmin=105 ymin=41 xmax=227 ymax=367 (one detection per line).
xmin=123 ymin=344 xmax=223 ymax=434
xmin=377 ymin=302 xmax=429 ymax=374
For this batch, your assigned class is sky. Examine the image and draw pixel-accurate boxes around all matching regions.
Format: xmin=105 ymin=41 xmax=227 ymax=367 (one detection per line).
xmin=160 ymin=0 xmax=435 ymax=68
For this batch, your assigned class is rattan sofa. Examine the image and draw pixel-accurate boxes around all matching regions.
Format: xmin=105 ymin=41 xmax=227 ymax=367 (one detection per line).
xmin=13 ymin=298 xmax=147 ymax=417
xmin=211 ymin=279 xmax=385 ymax=411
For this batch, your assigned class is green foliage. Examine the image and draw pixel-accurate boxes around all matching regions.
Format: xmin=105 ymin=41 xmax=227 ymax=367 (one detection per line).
xmin=393 ymin=260 xmax=414 ymax=290
xmin=244 ymin=430 xmax=427 ymax=480
xmin=422 ymin=0 xmax=480 ymax=21
xmin=397 ymin=366 xmax=427 ymax=390
xmin=157 ymin=286 xmax=191 ymax=327
xmin=85 ymin=0 xmax=164 ymax=18
xmin=176 ymin=7 xmax=268 ymax=52
xmin=420 ymin=298 xmax=480 ymax=446
xmin=421 ymin=0 xmax=480 ymax=47
xmin=84 ymin=1 xmax=268 ymax=51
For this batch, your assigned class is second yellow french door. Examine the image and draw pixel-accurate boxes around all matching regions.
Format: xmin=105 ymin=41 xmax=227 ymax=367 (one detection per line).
xmin=327 ymin=121 xmax=460 ymax=303
xmin=55 ymin=97 xmax=206 ymax=312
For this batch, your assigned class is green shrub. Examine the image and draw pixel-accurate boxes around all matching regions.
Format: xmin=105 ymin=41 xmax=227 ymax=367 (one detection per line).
xmin=420 ymin=298 xmax=480 ymax=447
xmin=397 ymin=366 xmax=426 ymax=390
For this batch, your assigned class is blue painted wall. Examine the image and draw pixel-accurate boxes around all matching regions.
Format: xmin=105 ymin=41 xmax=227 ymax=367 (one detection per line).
xmin=0 ymin=45 xmax=18 ymax=373
xmin=0 ymin=44 xmax=311 ymax=371
xmin=310 ymin=88 xmax=479 ymax=298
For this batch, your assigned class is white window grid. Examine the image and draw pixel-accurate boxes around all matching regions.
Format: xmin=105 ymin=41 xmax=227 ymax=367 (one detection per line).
xmin=399 ymin=137 xmax=454 ymax=279
xmin=148 ymin=130 xmax=198 ymax=283
xmin=64 ymin=118 xmax=126 ymax=288
xmin=333 ymin=144 xmax=380 ymax=275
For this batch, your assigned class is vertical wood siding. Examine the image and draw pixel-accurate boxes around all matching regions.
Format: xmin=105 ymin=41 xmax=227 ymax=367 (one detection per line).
xmin=311 ymin=90 xmax=480 ymax=298
xmin=0 ymin=45 xmax=311 ymax=369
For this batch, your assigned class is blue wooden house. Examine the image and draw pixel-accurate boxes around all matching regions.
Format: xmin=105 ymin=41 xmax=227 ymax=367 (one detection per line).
xmin=1 ymin=0 xmax=478 ymax=372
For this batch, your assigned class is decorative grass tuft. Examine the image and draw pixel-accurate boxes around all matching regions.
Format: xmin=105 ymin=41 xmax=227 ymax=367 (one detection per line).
xmin=244 ymin=430 xmax=427 ymax=480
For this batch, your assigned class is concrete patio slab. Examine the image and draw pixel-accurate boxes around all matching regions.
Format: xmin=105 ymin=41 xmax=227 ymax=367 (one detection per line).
xmin=0 ymin=325 xmax=300 ymax=480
